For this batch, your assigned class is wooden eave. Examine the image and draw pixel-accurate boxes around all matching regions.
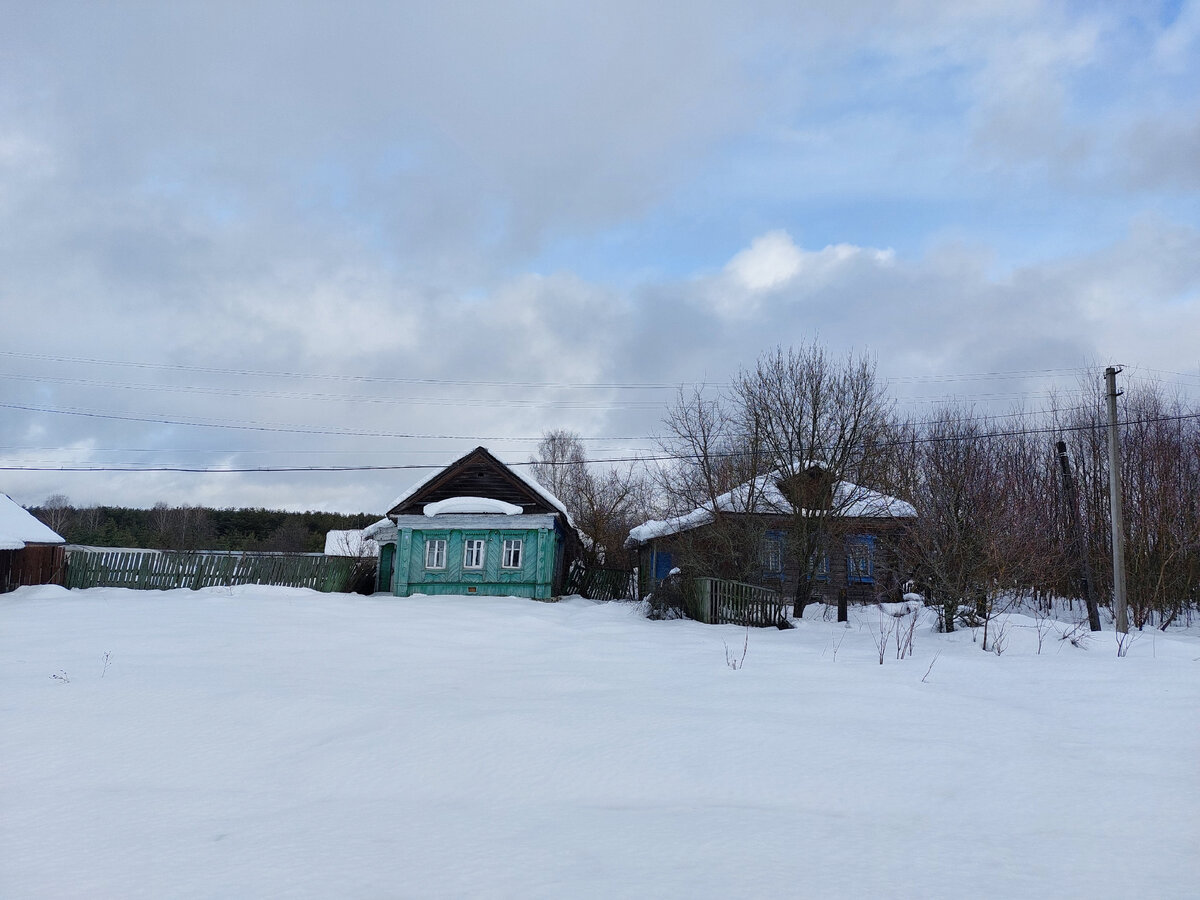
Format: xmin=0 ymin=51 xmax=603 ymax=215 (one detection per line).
xmin=387 ymin=447 xmax=561 ymax=518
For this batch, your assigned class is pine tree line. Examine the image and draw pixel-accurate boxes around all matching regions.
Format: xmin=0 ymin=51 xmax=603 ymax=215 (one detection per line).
xmin=29 ymin=499 xmax=380 ymax=554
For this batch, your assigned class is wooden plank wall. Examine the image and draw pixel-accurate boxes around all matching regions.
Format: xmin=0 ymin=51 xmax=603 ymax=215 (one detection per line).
xmin=63 ymin=548 xmax=372 ymax=593
xmin=0 ymin=546 xmax=67 ymax=593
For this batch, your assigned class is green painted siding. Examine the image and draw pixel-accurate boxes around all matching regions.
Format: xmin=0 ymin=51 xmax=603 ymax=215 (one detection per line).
xmin=397 ymin=527 xmax=555 ymax=599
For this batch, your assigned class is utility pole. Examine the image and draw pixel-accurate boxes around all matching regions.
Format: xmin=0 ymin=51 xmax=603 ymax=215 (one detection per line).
xmin=1105 ymin=367 xmax=1130 ymax=634
xmin=1056 ymin=440 xmax=1101 ymax=631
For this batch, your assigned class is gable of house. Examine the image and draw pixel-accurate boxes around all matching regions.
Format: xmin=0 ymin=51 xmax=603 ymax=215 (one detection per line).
xmin=386 ymin=446 xmax=571 ymax=520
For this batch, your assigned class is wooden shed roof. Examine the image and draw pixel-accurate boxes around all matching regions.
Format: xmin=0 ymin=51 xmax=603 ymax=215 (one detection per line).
xmin=0 ymin=494 xmax=66 ymax=550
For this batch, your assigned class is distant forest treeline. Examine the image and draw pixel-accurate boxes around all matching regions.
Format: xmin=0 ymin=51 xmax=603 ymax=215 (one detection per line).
xmin=28 ymin=497 xmax=380 ymax=553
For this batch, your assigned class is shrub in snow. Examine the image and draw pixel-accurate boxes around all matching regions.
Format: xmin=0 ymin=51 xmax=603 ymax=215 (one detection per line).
xmin=647 ymin=572 xmax=687 ymax=620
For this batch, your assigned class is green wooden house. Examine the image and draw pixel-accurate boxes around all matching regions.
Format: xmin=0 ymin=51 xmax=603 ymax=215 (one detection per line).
xmin=364 ymin=447 xmax=582 ymax=599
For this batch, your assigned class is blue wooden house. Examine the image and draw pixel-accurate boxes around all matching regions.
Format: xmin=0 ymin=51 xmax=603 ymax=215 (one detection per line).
xmin=625 ymin=468 xmax=916 ymax=605
xmin=364 ymin=447 xmax=582 ymax=599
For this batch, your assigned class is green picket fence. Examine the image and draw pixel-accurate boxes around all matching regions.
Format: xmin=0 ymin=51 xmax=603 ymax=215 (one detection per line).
xmin=64 ymin=547 xmax=374 ymax=593
xmin=688 ymin=577 xmax=788 ymax=626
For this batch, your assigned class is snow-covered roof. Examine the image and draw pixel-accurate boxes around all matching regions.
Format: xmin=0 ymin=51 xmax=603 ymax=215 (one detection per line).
xmin=423 ymin=496 xmax=523 ymax=517
xmin=323 ymin=529 xmax=381 ymax=557
xmin=625 ymin=474 xmax=915 ymax=546
xmin=384 ymin=465 xmax=445 ymax=516
xmin=383 ymin=448 xmax=575 ymax=528
xmin=361 ymin=517 xmax=395 ymax=542
xmin=0 ymin=494 xmax=66 ymax=550
xmin=509 ymin=464 xmax=575 ymax=528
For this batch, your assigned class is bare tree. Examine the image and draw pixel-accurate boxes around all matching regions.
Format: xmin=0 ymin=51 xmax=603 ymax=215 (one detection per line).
xmin=572 ymin=464 xmax=650 ymax=566
xmin=730 ymin=344 xmax=896 ymax=614
xmin=329 ymin=531 xmax=379 ymax=593
xmin=654 ymin=356 xmax=1200 ymax=632
xmin=1111 ymin=382 xmax=1200 ymax=627
xmin=39 ymin=494 xmax=73 ymax=534
xmin=654 ymin=386 xmax=762 ymax=514
xmin=653 ymin=344 xmax=896 ymax=607
xmin=261 ymin=518 xmax=309 ymax=552
xmin=895 ymin=408 xmax=1038 ymax=639
xmin=1047 ymin=376 xmax=1200 ymax=629
xmin=528 ymin=429 xmax=588 ymax=515
xmin=150 ymin=503 xmax=216 ymax=551
xmin=530 ymin=430 xmax=650 ymax=566
xmin=652 ymin=384 xmax=774 ymax=582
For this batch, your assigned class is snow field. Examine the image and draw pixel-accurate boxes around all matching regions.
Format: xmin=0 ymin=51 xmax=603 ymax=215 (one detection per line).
xmin=2 ymin=586 xmax=1198 ymax=899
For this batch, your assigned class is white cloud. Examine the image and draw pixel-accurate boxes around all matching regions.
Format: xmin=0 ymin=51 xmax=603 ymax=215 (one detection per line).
xmin=3 ymin=219 xmax=1199 ymax=511
xmin=0 ymin=3 xmax=1198 ymax=511
xmin=725 ymin=231 xmax=804 ymax=291
xmin=718 ymin=231 xmax=895 ymax=321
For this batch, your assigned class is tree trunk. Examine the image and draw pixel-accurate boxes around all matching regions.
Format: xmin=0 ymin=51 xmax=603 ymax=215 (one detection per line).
xmin=793 ymin=582 xmax=810 ymax=618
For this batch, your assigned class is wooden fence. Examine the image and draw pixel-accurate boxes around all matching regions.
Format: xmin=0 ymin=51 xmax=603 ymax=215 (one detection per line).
xmin=64 ymin=547 xmax=375 ymax=593
xmin=567 ymin=565 xmax=635 ymax=602
xmin=687 ymin=577 xmax=789 ymax=626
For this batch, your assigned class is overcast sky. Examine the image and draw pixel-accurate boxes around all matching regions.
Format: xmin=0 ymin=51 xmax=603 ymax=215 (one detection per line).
xmin=2 ymin=1 xmax=1199 ymax=514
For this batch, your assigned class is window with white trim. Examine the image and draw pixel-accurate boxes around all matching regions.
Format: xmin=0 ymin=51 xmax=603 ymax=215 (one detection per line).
xmin=463 ymin=538 xmax=486 ymax=570
xmin=502 ymin=538 xmax=523 ymax=569
xmin=425 ymin=538 xmax=447 ymax=570
xmin=814 ymin=550 xmax=830 ymax=581
xmin=809 ymin=544 xmax=830 ymax=582
xmin=760 ymin=531 xmax=783 ymax=576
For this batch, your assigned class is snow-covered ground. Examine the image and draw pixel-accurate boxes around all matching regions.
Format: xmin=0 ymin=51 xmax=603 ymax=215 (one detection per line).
xmin=3 ymin=586 xmax=1197 ymax=899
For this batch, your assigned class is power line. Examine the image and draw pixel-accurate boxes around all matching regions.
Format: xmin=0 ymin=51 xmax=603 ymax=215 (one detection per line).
xmin=0 ymin=350 xmax=702 ymax=391
xmin=0 ymin=394 xmax=1097 ymax=453
xmin=0 ymin=349 xmax=1109 ymax=390
xmin=1128 ymin=365 xmax=1200 ymax=381
xmin=886 ymin=365 xmax=1099 ymax=384
xmin=0 ymin=372 xmax=669 ymax=410
xmin=0 ymin=402 xmax=655 ymax=442
xmin=0 ymin=446 xmax=661 ymax=455
xmin=4 ymin=409 xmax=1199 ymax=473
xmin=896 ymin=390 xmax=1090 ymax=404
xmin=0 ymin=392 xmax=1131 ymax=466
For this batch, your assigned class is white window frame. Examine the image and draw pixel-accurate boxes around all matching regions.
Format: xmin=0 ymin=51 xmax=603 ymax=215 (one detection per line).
xmin=502 ymin=538 xmax=523 ymax=569
xmin=463 ymin=538 xmax=486 ymax=570
xmin=759 ymin=531 xmax=783 ymax=574
xmin=424 ymin=538 xmax=447 ymax=570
